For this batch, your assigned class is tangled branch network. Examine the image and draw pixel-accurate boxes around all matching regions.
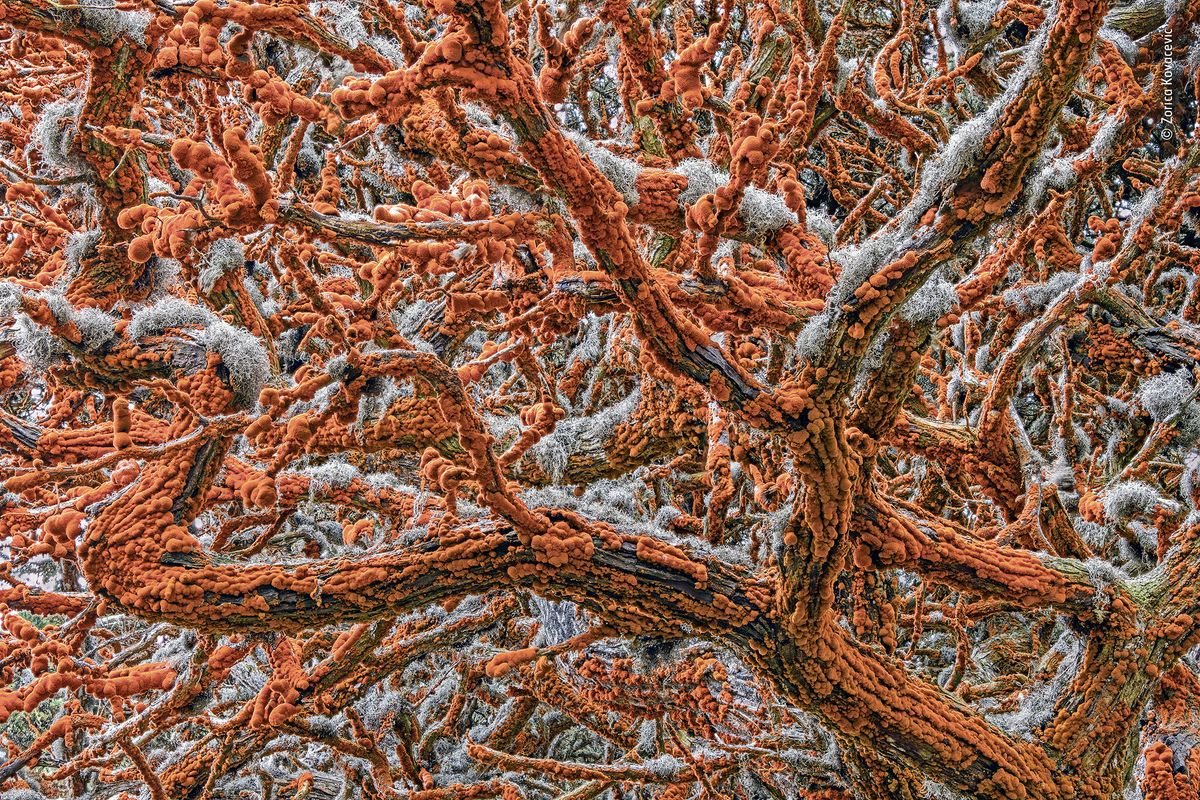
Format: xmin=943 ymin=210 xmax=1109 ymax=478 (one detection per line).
xmin=0 ymin=0 xmax=1198 ymax=797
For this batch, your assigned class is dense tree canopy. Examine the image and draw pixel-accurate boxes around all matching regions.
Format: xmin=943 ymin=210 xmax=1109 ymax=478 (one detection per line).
xmin=0 ymin=0 xmax=1197 ymax=797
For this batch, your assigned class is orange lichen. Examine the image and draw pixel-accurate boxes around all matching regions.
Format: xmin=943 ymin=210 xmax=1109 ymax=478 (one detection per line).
xmin=0 ymin=0 xmax=1193 ymax=798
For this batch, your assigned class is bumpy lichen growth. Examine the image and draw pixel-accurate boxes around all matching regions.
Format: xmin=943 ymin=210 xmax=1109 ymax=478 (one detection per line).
xmin=0 ymin=0 xmax=1196 ymax=798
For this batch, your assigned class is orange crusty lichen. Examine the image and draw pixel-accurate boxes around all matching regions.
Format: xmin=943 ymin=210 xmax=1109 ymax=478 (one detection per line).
xmin=0 ymin=0 xmax=1195 ymax=797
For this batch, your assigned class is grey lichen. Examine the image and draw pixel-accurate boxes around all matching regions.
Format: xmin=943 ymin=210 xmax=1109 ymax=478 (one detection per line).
xmin=129 ymin=298 xmax=269 ymax=406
